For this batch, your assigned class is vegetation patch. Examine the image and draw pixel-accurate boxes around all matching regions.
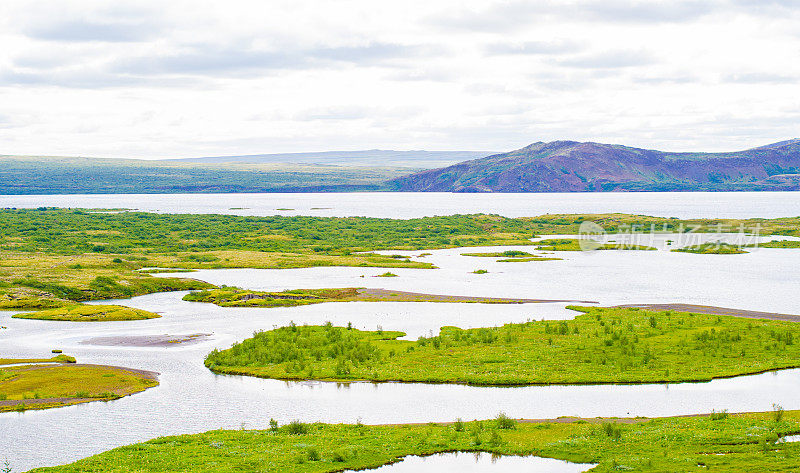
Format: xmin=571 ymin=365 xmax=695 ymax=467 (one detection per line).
xmin=0 ymin=355 xmax=75 ymax=366
xmin=535 ymin=239 xmax=656 ymax=251
xmin=205 ymin=306 xmax=800 ymax=385
xmin=0 ymin=359 xmax=157 ymax=412
xmin=497 ymin=257 xmax=562 ymax=262
xmin=462 ymin=250 xmax=536 ymax=257
xmin=673 ymin=243 xmax=748 ymax=254
xmin=13 ymin=304 xmax=160 ymax=322
xmin=184 ymin=287 xmax=545 ymax=308
xmin=28 ymin=411 xmax=800 ymax=472
xmin=751 ymin=240 xmax=800 ymax=248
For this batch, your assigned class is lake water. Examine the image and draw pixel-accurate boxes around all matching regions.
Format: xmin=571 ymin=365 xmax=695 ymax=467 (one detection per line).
xmin=3 ymin=191 xmax=800 ymax=218
xmin=342 ymin=452 xmax=596 ymax=472
xmin=3 ymin=193 xmax=800 ymax=471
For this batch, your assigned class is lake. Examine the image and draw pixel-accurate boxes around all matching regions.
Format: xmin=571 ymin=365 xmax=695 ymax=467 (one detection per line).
xmin=3 ymin=191 xmax=800 ymax=218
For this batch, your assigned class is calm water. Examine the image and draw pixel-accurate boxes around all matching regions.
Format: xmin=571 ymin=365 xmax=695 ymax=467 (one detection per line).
xmin=342 ymin=452 xmax=595 ymax=472
xmin=4 ymin=245 xmax=800 ymax=470
xmin=3 ymin=191 xmax=800 ymax=218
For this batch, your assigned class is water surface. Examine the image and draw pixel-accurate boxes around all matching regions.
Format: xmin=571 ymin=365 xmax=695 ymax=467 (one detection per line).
xmin=4 ymin=191 xmax=800 ymax=218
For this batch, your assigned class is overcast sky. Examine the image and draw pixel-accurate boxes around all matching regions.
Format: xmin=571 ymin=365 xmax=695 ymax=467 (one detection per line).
xmin=1 ymin=0 xmax=799 ymax=159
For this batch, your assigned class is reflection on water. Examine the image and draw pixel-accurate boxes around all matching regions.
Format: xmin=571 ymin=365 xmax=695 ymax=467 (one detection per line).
xmin=343 ymin=452 xmax=596 ymax=473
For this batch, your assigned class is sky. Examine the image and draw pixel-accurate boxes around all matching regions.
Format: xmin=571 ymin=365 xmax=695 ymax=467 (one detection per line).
xmin=0 ymin=0 xmax=799 ymax=159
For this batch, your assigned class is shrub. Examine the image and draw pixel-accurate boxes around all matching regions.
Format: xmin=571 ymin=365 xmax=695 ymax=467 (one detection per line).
xmin=495 ymin=413 xmax=517 ymax=430
xmin=773 ymin=404 xmax=785 ymax=423
xmin=307 ymin=447 xmax=320 ymax=461
xmin=602 ymin=422 xmax=623 ymax=440
xmin=709 ymin=410 xmax=729 ymax=421
xmin=284 ymin=420 xmax=308 ymax=435
xmin=453 ymin=418 xmax=466 ymax=432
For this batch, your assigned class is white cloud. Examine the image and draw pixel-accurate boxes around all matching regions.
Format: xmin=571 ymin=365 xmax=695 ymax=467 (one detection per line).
xmin=0 ymin=0 xmax=798 ymax=158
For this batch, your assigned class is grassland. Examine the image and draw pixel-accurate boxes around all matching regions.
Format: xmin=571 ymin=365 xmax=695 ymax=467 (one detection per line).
xmin=204 ymin=306 xmax=800 ymax=385
xmin=28 ymin=411 xmax=800 ymax=472
xmin=673 ymin=243 xmax=748 ymax=254
xmin=0 ymin=359 xmax=157 ymax=412
xmin=13 ymin=304 xmax=160 ymax=321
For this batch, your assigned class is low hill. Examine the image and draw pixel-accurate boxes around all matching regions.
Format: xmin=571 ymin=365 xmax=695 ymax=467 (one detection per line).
xmin=388 ymin=139 xmax=800 ymax=192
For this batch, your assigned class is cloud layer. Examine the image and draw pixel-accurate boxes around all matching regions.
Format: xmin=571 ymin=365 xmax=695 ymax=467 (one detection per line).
xmin=0 ymin=0 xmax=798 ymax=158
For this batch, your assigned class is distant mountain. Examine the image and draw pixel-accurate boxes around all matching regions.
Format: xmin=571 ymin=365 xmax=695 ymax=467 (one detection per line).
xmin=174 ymin=150 xmax=491 ymax=169
xmin=388 ymin=139 xmax=800 ymax=192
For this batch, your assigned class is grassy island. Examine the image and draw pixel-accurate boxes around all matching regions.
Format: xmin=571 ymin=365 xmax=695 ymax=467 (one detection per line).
xmin=752 ymin=240 xmax=800 ymax=249
xmin=0 ymin=357 xmax=158 ymax=412
xmin=673 ymin=243 xmax=748 ymax=254
xmin=535 ymin=239 xmax=657 ymax=251
xmin=27 ymin=411 xmax=800 ymax=473
xmin=184 ymin=287 xmax=551 ymax=308
xmin=205 ymin=306 xmax=800 ymax=385
xmin=13 ymin=303 xmax=160 ymax=322
xmin=462 ymin=250 xmax=562 ymax=262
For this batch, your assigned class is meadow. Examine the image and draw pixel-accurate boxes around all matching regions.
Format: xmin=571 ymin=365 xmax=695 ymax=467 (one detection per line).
xmin=27 ymin=410 xmax=800 ymax=472
xmin=204 ymin=306 xmax=800 ymax=385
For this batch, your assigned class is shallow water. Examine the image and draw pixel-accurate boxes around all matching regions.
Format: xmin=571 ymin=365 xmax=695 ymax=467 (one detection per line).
xmin=342 ymin=452 xmax=596 ymax=472
xmin=4 ymin=191 xmax=800 ymax=219
xmin=4 ymin=244 xmax=800 ymax=470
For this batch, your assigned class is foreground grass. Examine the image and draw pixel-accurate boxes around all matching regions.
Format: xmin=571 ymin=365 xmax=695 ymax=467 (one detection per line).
xmin=0 ymin=360 xmax=157 ymax=412
xmin=12 ymin=304 xmax=160 ymax=322
xmin=28 ymin=411 xmax=800 ymax=472
xmin=205 ymin=306 xmax=800 ymax=385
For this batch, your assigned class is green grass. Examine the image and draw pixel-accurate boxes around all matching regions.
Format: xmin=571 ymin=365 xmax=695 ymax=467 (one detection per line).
xmin=673 ymin=243 xmax=748 ymax=254
xmin=472 ymin=269 xmax=489 ymax=274
xmin=27 ymin=411 xmax=800 ymax=472
xmin=13 ymin=304 xmax=160 ymax=322
xmin=204 ymin=306 xmax=800 ymax=385
xmin=375 ymin=272 xmax=398 ymax=277
xmin=0 ymin=360 xmax=157 ymax=412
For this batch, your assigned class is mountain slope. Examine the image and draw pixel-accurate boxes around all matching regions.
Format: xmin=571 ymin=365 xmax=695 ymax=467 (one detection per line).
xmin=388 ymin=139 xmax=800 ymax=192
